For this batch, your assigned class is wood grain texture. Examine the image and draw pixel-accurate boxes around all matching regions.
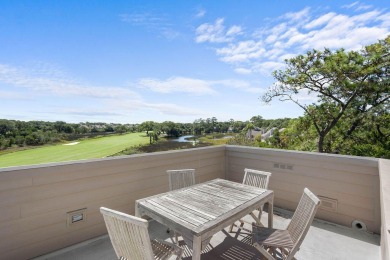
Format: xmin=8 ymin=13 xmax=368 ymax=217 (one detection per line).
xmin=136 ymin=179 xmax=274 ymax=260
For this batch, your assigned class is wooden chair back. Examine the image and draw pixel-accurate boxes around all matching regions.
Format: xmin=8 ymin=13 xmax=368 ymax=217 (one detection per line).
xmin=286 ymin=188 xmax=321 ymax=258
xmin=167 ymin=169 xmax=196 ymax=191
xmin=243 ymin=168 xmax=272 ymax=189
xmin=100 ymin=207 xmax=155 ymax=260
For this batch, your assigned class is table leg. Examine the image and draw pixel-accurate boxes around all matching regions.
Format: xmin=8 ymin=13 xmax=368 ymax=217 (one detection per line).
xmin=192 ymin=235 xmax=202 ymax=260
xmin=268 ymin=200 xmax=273 ymax=228
xmin=135 ymin=202 xmax=140 ymax=217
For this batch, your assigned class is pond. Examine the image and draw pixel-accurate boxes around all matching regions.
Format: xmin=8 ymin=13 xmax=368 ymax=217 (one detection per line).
xmin=167 ymin=135 xmax=194 ymax=142
xmin=166 ymin=135 xmax=199 ymax=145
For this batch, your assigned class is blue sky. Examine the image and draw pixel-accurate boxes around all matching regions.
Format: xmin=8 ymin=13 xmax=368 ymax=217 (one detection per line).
xmin=0 ymin=1 xmax=389 ymax=124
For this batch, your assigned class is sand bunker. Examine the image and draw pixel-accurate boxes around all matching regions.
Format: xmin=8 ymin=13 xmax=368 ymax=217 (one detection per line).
xmin=63 ymin=142 xmax=80 ymax=146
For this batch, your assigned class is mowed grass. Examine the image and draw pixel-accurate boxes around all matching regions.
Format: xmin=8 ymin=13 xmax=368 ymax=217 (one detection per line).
xmin=0 ymin=133 xmax=150 ymax=168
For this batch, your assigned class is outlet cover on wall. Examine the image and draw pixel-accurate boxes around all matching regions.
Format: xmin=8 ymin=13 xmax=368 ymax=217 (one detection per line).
xmin=67 ymin=208 xmax=87 ymax=227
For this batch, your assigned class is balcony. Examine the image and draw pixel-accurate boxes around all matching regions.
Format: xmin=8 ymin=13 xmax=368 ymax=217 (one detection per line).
xmin=1 ymin=145 xmax=389 ymax=259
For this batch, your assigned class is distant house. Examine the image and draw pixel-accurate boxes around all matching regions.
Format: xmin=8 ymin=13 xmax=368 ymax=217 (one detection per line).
xmin=246 ymin=127 xmax=263 ymax=140
xmin=246 ymin=127 xmax=284 ymax=141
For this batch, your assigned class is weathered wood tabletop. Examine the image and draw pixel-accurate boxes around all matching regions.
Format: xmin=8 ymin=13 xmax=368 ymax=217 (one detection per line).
xmin=136 ymin=178 xmax=274 ymax=260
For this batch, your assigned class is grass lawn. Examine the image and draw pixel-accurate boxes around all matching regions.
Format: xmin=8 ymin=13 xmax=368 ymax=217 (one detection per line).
xmin=198 ymin=134 xmax=233 ymax=145
xmin=0 ymin=132 xmax=150 ymax=168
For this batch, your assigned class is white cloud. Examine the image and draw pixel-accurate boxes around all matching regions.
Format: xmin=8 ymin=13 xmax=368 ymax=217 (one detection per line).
xmin=254 ymin=61 xmax=285 ymax=74
xmin=161 ymin=28 xmax=180 ymax=40
xmin=195 ymin=8 xmax=206 ymax=18
xmin=143 ymin=103 xmax=203 ymax=116
xmin=216 ymin=40 xmax=265 ymax=63
xmin=263 ymin=46 xmax=286 ymax=60
xmin=0 ymin=64 xmax=140 ymax=100
xmin=304 ymin=12 xmax=337 ymax=29
xmin=211 ymin=79 xmax=263 ymax=93
xmin=119 ymin=13 xmax=168 ymax=27
xmin=195 ymin=18 xmax=242 ymax=43
xmin=282 ymin=7 xmax=311 ymax=24
xmin=136 ymin=76 xmax=261 ymax=94
xmin=294 ymin=91 xmax=319 ymax=103
xmin=119 ymin=12 xmax=180 ymax=40
xmin=61 ymin=109 xmax=123 ymax=117
xmin=0 ymin=90 xmax=31 ymax=100
xmin=109 ymin=99 xmax=206 ymax=117
xmin=234 ymin=68 xmax=252 ymax=75
xmin=137 ymin=77 xmax=216 ymax=95
xmin=0 ymin=63 xmax=210 ymax=120
xmin=378 ymin=13 xmax=390 ymax=27
xmin=196 ymin=5 xmax=390 ymax=76
xmin=0 ymin=62 xmax=264 ymax=120
xmin=278 ymin=53 xmax=298 ymax=62
xmin=352 ymin=10 xmax=382 ymax=23
xmin=342 ymin=2 xmax=359 ymax=9
xmin=342 ymin=1 xmax=372 ymax=11
xmin=226 ymin=25 xmax=243 ymax=36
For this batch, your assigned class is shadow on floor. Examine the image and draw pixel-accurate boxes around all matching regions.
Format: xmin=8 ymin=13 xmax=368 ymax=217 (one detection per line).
xmin=179 ymin=228 xmax=264 ymax=260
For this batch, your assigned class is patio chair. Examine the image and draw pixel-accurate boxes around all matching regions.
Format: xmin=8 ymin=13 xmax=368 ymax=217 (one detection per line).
xmin=166 ymin=169 xmax=196 ymax=243
xmin=167 ymin=169 xmax=196 ymax=191
xmin=100 ymin=207 xmax=183 ymax=260
xmin=252 ymin=188 xmax=321 ymax=260
xmin=229 ymin=168 xmax=272 ymax=232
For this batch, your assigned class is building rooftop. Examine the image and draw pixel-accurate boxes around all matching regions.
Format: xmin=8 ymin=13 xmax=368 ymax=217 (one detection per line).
xmin=35 ymin=207 xmax=380 ymax=260
xmin=1 ymin=145 xmax=389 ymax=259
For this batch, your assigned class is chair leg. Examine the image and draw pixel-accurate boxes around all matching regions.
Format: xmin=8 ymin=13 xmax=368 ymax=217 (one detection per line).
xmin=253 ymin=243 xmax=276 ymax=260
xmin=175 ymin=232 xmax=179 ymax=245
xmin=229 ymin=223 xmax=234 ymax=232
xmin=258 ymin=208 xmax=263 ymax=220
xmin=175 ymin=247 xmax=184 ymax=260
xmin=250 ymin=208 xmax=265 ymax=227
xmin=230 ymin=219 xmax=246 ymax=232
xmin=168 ymin=228 xmax=180 ymax=245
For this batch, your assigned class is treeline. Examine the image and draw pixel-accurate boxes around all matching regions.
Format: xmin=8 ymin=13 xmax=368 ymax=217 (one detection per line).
xmin=0 ymin=117 xmax=290 ymax=150
xmin=267 ymin=113 xmax=390 ymax=158
xmin=0 ymin=120 xmax=136 ymax=149
xmin=1 ymin=114 xmax=387 ymax=158
xmin=137 ymin=117 xmax=291 ymax=138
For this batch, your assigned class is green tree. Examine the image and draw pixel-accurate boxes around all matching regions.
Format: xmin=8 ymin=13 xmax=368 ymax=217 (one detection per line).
xmin=262 ymin=36 xmax=390 ymax=153
xmin=115 ymin=125 xmax=128 ymax=134
xmin=232 ymin=121 xmax=246 ymax=133
xmin=138 ymin=121 xmax=156 ymax=135
xmin=193 ymin=119 xmax=204 ymax=135
xmin=250 ymin=116 xmax=264 ymax=127
xmin=0 ymin=119 xmax=16 ymax=137
xmin=161 ymin=121 xmax=179 ymax=137
xmin=277 ymin=117 xmax=317 ymax=151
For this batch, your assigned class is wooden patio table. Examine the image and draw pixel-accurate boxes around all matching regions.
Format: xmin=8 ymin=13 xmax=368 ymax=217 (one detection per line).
xmin=136 ymin=178 xmax=274 ymax=260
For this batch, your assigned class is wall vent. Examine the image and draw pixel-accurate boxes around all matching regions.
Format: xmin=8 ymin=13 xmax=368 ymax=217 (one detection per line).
xmin=318 ymin=196 xmax=338 ymax=212
xmin=273 ymin=162 xmax=293 ymax=171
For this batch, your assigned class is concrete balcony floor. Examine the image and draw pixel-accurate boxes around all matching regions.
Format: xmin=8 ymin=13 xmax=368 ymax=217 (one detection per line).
xmin=35 ymin=208 xmax=380 ymax=260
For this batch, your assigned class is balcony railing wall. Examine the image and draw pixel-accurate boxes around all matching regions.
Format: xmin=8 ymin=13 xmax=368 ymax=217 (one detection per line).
xmin=0 ymin=145 xmax=387 ymax=259
xmin=379 ymin=159 xmax=390 ymax=260
xmin=0 ymin=146 xmax=225 ymax=260
xmin=225 ymin=145 xmax=381 ymax=233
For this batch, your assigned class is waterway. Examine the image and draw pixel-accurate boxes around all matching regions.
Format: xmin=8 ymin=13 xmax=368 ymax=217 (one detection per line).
xmin=167 ymin=135 xmax=194 ymax=142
